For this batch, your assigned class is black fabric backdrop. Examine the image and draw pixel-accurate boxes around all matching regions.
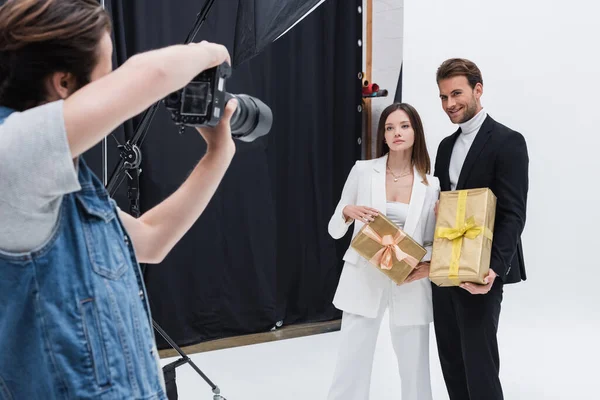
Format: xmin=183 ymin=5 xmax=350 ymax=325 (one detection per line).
xmin=85 ymin=0 xmax=361 ymax=348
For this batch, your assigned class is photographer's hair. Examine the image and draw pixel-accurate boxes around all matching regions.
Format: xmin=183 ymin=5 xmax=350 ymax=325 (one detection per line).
xmin=376 ymin=103 xmax=431 ymax=184
xmin=436 ymin=58 xmax=483 ymax=90
xmin=0 ymin=0 xmax=111 ymax=111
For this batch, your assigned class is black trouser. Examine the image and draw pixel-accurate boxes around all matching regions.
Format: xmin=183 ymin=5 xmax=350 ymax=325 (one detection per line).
xmin=431 ymin=280 xmax=504 ymax=400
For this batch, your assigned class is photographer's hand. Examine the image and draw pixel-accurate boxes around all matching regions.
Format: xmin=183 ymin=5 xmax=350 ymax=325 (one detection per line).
xmin=119 ymin=100 xmax=237 ymax=264
xmin=193 ymin=41 xmax=231 ymax=70
xmin=196 ymin=98 xmax=238 ymax=153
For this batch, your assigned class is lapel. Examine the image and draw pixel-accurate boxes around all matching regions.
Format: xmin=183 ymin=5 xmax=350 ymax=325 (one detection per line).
xmin=371 ymin=154 xmax=427 ymax=236
xmin=439 ymin=129 xmax=461 ymax=191
xmin=403 ymin=168 xmax=427 ymax=236
xmin=456 ymin=115 xmax=495 ymax=189
xmin=371 ymin=155 xmax=388 ymax=216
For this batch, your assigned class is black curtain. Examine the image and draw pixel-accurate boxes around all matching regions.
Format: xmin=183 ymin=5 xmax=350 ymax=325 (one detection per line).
xmin=86 ymin=0 xmax=361 ymax=348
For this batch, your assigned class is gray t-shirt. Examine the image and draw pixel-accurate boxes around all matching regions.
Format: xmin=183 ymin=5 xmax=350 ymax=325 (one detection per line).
xmin=0 ymin=101 xmax=81 ymax=253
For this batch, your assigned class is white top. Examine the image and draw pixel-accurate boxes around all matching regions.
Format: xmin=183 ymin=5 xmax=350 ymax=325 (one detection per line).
xmin=386 ymin=201 xmax=409 ymax=230
xmin=449 ymin=108 xmax=487 ymax=191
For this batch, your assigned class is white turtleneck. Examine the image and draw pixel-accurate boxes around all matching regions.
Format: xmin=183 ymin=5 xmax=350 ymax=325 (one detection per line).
xmin=449 ymin=108 xmax=487 ymax=190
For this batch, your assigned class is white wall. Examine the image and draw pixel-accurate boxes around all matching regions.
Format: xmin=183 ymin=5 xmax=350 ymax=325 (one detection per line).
xmin=364 ymin=0 xmax=404 ymax=157
xmin=403 ymin=0 xmax=600 ymax=325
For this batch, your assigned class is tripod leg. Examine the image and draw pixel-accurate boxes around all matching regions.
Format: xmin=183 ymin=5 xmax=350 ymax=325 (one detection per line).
xmin=153 ymin=320 xmax=221 ymax=394
xmin=162 ymin=360 xmax=180 ymax=400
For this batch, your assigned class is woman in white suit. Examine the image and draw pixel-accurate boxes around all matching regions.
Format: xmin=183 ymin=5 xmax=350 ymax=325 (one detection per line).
xmin=327 ymin=103 xmax=440 ymax=400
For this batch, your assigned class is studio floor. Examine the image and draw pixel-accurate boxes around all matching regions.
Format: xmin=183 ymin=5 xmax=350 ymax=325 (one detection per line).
xmin=161 ymin=287 xmax=598 ymax=400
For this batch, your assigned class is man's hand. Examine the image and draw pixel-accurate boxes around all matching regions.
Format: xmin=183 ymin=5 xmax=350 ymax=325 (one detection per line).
xmin=403 ymin=262 xmax=430 ymax=284
xmin=196 ymin=98 xmax=238 ymax=153
xmin=460 ymin=269 xmax=497 ymax=295
xmin=342 ymin=205 xmax=379 ymax=224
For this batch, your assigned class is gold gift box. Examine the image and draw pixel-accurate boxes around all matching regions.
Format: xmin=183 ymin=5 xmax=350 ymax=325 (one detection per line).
xmin=430 ymin=188 xmax=497 ymax=287
xmin=351 ymin=214 xmax=427 ymax=285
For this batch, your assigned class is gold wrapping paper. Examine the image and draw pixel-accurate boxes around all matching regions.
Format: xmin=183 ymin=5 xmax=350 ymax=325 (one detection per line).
xmin=351 ymin=214 xmax=427 ymax=285
xmin=430 ymin=188 xmax=497 ymax=287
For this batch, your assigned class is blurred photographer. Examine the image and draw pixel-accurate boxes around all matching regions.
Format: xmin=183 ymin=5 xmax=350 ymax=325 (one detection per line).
xmin=0 ymin=0 xmax=237 ymax=398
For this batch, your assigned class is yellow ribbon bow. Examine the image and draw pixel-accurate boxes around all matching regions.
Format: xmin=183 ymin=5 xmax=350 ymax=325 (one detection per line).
xmin=435 ymin=216 xmax=485 ymax=241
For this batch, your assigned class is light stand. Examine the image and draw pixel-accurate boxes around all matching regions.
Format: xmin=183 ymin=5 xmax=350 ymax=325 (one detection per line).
xmin=103 ymin=1 xmax=226 ymax=398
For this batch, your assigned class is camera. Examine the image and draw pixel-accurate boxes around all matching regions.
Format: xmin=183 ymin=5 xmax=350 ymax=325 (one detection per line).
xmin=164 ymin=62 xmax=273 ymax=142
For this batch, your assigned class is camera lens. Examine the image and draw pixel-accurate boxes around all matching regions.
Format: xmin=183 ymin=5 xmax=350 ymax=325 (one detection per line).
xmin=225 ymin=93 xmax=273 ymax=142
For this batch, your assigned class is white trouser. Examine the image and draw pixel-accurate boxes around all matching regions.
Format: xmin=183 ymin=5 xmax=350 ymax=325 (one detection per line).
xmin=327 ymin=298 xmax=432 ymax=400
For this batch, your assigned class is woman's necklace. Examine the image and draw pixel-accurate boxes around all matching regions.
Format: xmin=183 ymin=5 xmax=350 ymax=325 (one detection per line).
xmin=387 ymin=165 xmax=412 ymax=182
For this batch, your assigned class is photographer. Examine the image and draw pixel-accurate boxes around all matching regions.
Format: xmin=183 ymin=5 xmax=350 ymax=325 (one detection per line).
xmin=0 ymin=0 xmax=237 ymax=398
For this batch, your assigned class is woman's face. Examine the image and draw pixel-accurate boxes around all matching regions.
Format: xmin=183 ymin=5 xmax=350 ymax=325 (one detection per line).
xmin=384 ymin=109 xmax=415 ymax=153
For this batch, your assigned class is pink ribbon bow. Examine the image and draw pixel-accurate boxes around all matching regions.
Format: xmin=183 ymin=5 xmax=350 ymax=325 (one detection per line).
xmin=362 ymin=226 xmax=419 ymax=270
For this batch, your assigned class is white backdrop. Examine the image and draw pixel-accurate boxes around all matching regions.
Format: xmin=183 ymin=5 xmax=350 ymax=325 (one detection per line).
xmin=403 ymin=0 xmax=600 ymax=320
xmin=401 ymin=1 xmax=600 ymax=395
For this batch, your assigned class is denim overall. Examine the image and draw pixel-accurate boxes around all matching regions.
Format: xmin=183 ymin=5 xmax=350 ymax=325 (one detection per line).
xmin=0 ymin=107 xmax=166 ymax=399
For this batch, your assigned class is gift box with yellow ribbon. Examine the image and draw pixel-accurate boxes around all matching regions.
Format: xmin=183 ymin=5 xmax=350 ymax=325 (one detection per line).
xmin=430 ymin=188 xmax=497 ymax=287
xmin=350 ymin=214 xmax=427 ymax=285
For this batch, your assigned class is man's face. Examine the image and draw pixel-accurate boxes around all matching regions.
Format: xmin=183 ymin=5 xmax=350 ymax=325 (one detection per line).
xmin=438 ymin=76 xmax=482 ymax=124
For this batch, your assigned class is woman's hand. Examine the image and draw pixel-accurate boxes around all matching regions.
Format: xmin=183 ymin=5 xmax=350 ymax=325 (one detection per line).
xmin=342 ymin=205 xmax=379 ymax=224
xmin=403 ymin=262 xmax=430 ymax=284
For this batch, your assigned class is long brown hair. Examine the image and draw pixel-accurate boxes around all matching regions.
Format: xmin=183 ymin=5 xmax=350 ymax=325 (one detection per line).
xmin=0 ymin=0 xmax=112 ymax=111
xmin=376 ymin=103 xmax=431 ymax=183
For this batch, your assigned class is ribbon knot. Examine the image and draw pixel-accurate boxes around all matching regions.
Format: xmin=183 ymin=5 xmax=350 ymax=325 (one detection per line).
xmin=362 ymin=226 xmax=419 ymax=271
xmin=435 ymin=217 xmax=484 ymax=241
xmin=381 ymin=234 xmax=395 ymax=246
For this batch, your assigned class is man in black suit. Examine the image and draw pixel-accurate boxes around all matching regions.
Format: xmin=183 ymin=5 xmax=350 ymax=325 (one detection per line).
xmin=432 ymin=58 xmax=529 ymax=400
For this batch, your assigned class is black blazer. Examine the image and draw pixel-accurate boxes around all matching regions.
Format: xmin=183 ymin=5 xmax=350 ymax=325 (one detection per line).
xmin=434 ymin=115 xmax=529 ymax=284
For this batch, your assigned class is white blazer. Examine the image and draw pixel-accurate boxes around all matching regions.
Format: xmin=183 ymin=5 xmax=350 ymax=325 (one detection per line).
xmin=328 ymin=154 xmax=440 ymax=326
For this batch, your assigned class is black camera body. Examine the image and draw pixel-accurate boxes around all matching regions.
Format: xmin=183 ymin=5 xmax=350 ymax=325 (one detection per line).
xmin=164 ymin=62 xmax=272 ymax=142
